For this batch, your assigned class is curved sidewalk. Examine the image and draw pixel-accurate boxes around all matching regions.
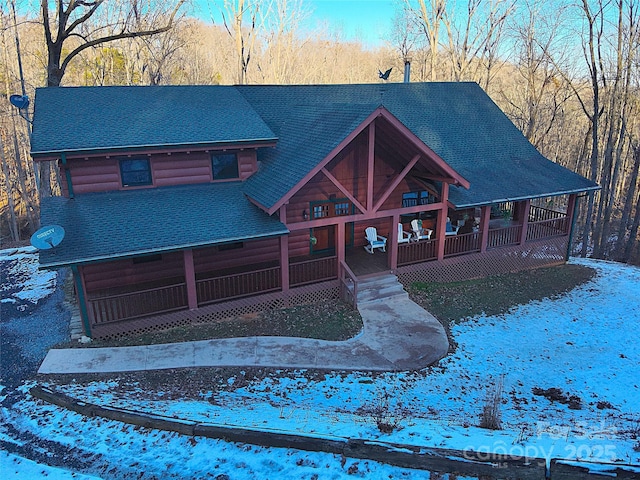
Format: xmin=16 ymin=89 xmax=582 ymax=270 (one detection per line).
xmin=38 ymin=283 xmax=449 ymax=374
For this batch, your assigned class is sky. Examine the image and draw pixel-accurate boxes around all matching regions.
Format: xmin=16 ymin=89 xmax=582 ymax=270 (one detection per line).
xmin=197 ymin=0 xmax=399 ymax=49
xmin=1 ymin=247 xmax=640 ymax=478
xmin=305 ymin=0 xmax=397 ymax=47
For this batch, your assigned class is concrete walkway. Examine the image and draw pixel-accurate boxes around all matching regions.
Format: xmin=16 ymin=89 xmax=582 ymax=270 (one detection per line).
xmin=38 ymin=274 xmax=449 ymax=374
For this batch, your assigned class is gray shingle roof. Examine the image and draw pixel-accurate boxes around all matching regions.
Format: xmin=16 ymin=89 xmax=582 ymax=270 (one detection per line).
xmin=31 ymin=85 xmax=276 ymax=156
xmin=34 ymin=82 xmax=599 ymax=267
xmin=38 ymin=182 xmax=288 ymax=268
xmin=237 ymin=83 xmax=598 ymax=209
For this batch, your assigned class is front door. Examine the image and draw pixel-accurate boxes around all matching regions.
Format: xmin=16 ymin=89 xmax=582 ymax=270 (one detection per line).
xmin=311 ymin=225 xmax=335 ymax=254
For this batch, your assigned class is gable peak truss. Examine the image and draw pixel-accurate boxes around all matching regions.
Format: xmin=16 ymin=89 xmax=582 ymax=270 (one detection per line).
xmin=260 ymin=106 xmax=469 ymax=216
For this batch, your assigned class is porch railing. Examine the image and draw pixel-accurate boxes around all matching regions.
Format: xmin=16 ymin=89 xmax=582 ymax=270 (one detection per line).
xmin=290 ymin=256 xmax=338 ymax=287
xmin=526 ymin=217 xmax=569 ymax=241
xmin=444 ymin=232 xmax=481 ymax=258
xmin=398 ymin=239 xmax=438 ymax=266
xmin=88 ymin=282 xmax=188 ymax=325
xmin=529 ymin=205 xmax=567 ymax=223
xmin=488 ymin=225 xmax=522 ymax=249
xmin=197 ymin=266 xmax=281 ymax=306
xmin=339 ymin=259 xmax=358 ymax=308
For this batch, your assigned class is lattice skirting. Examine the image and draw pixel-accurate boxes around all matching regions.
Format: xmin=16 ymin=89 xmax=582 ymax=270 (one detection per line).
xmin=91 ymin=280 xmax=340 ymax=340
xmin=397 ymin=236 xmax=569 ymax=286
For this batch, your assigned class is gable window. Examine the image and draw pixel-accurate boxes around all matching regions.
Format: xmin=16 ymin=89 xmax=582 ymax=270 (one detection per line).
xmin=311 ymin=199 xmax=352 ymax=219
xmin=402 ymin=190 xmax=430 ymax=207
xmin=313 ymin=204 xmax=330 ymax=219
xmin=120 ymin=158 xmax=152 ymax=187
xmin=334 ymin=202 xmax=351 ymax=216
xmin=211 ymin=153 xmax=239 ymax=180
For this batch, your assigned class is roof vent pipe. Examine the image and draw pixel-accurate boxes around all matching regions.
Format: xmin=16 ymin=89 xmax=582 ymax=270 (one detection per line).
xmin=403 ymin=59 xmax=411 ymax=83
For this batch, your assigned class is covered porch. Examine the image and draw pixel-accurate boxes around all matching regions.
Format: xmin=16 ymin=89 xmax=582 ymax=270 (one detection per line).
xmin=72 ymin=194 xmax=576 ymax=339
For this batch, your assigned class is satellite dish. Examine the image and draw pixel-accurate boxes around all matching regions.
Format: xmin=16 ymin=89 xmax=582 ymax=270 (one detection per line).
xmin=30 ymin=225 xmax=65 ymax=250
xmin=9 ymin=94 xmax=29 ymax=110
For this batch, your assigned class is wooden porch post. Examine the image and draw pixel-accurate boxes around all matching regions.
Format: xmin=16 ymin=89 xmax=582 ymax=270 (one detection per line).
xmin=519 ymin=199 xmax=531 ymax=245
xmin=566 ymin=194 xmax=577 ymax=234
xmin=436 ymin=183 xmax=449 ymax=261
xmin=71 ymin=265 xmax=92 ymax=337
xmin=337 ymin=221 xmax=345 ymax=266
xmin=279 ymin=206 xmax=290 ymax=296
xmin=565 ymin=193 xmax=579 ymax=261
xmin=183 ymin=249 xmax=198 ymax=310
xmin=479 ymin=205 xmax=491 ymax=253
xmin=390 ymin=214 xmax=399 ymax=270
xmin=367 ymin=122 xmax=375 ymax=212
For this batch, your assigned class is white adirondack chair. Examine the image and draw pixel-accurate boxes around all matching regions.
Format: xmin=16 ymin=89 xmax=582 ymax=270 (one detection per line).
xmin=411 ymin=219 xmax=432 ymax=241
xmin=364 ymin=227 xmax=387 ymax=254
xmin=398 ymin=223 xmax=412 ymax=244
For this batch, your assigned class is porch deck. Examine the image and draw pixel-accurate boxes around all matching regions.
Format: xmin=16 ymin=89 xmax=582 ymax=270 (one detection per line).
xmin=345 ymin=246 xmax=391 ymax=277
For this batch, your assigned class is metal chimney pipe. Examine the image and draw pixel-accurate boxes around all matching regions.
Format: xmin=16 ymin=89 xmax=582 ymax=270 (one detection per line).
xmin=403 ymin=59 xmax=411 ymax=83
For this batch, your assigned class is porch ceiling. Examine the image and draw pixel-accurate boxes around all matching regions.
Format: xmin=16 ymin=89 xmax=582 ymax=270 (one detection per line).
xmin=38 ymin=182 xmax=289 ymax=268
xmin=374 ymin=116 xmax=455 ymax=181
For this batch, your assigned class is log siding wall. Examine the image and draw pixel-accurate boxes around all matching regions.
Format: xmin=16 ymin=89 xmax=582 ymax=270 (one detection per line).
xmin=81 ymin=251 xmax=185 ymax=294
xmin=59 ymin=149 xmax=258 ymax=196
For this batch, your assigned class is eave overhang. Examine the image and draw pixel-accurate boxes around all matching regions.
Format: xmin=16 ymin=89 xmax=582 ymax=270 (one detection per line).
xmin=31 ymin=138 xmax=279 ymax=162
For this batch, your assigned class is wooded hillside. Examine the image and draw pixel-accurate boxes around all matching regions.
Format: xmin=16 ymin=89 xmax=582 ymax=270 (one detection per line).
xmin=1 ymin=0 xmax=638 ymax=264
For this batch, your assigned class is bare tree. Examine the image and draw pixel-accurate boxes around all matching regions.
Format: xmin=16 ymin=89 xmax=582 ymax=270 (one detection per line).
xmin=442 ymin=0 xmax=513 ymax=88
xmin=405 ymin=0 xmax=446 ymax=81
xmin=258 ymin=0 xmax=310 ymax=83
xmin=41 ymin=0 xmax=187 ymax=87
xmin=217 ymin=0 xmax=268 ymax=84
xmin=502 ymin=0 xmax=573 ymax=149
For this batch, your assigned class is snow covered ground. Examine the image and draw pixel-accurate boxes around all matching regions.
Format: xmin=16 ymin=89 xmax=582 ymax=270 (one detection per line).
xmin=1 ymin=247 xmax=639 ymax=479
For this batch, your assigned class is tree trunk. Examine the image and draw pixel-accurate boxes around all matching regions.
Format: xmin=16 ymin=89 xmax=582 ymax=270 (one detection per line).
xmin=0 ymin=133 xmax=20 ymax=241
xmin=47 ymin=39 xmax=64 ymax=87
xmin=616 ymin=144 xmax=640 ymax=260
xmin=623 ymin=190 xmax=640 ymax=263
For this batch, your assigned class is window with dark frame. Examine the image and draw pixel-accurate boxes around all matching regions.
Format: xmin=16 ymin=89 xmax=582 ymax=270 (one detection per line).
xmin=211 ymin=152 xmax=239 ymax=180
xmin=120 ymin=158 xmax=152 ymax=187
xmin=402 ymin=190 xmax=430 ymax=207
xmin=313 ymin=204 xmax=330 ymax=219
xmin=334 ymin=202 xmax=351 ymax=216
xmin=311 ymin=199 xmax=352 ymax=219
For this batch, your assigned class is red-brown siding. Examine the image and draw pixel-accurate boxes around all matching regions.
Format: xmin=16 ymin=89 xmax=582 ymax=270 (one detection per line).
xmin=288 ymin=230 xmax=312 ymax=258
xmin=193 ymin=237 xmax=280 ymax=274
xmin=61 ymin=149 xmax=259 ymax=196
xmin=238 ymin=151 xmax=257 ymax=180
xmin=153 ymin=155 xmax=212 ymax=187
xmin=67 ymin=158 xmax=121 ymax=195
xmin=81 ymin=251 xmax=185 ymax=293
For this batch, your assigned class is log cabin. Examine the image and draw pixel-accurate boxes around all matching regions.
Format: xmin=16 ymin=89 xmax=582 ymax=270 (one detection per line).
xmin=31 ymin=82 xmax=599 ymax=339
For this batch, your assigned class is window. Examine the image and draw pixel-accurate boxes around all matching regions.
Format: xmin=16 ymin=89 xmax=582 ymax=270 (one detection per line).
xmin=402 ymin=190 xmax=430 ymax=207
xmin=334 ymin=202 xmax=351 ymax=216
xmin=211 ymin=153 xmax=239 ymax=180
xmin=120 ymin=158 xmax=152 ymax=187
xmin=310 ymin=199 xmax=352 ymax=219
xmin=313 ymin=204 xmax=329 ymax=219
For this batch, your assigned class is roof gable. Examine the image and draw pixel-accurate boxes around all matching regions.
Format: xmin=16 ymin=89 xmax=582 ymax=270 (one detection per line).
xmin=31 ymin=85 xmax=276 ymax=156
xmin=238 ymin=83 xmax=598 ymax=209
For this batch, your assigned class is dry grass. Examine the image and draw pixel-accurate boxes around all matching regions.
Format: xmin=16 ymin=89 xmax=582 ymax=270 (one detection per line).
xmin=408 ymin=264 xmax=597 ymax=351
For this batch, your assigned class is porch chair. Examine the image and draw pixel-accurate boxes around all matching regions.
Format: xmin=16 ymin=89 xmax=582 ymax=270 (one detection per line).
xmin=364 ymin=227 xmax=387 ymax=254
xmin=411 ymin=219 xmax=432 ymax=241
xmin=445 ymin=217 xmax=459 ymax=236
xmin=398 ymin=223 xmax=412 ymax=244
